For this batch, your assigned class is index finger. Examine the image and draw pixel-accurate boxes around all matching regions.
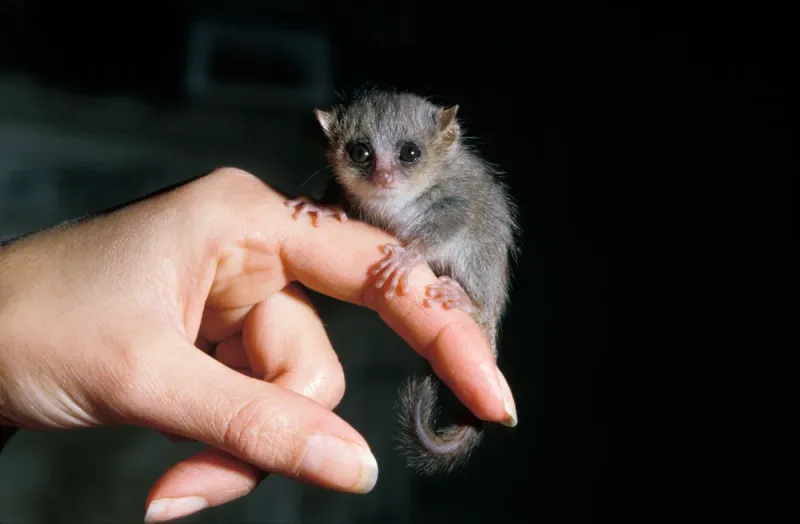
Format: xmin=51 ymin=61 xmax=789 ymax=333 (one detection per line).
xmin=275 ymin=197 xmax=511 ymax=424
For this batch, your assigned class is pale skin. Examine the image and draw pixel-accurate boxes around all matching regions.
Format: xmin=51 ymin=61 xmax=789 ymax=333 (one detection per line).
xmin=286 ymin=202 xmax=477 ymax=309
xmin=0 ymin=168 xmax=516 ymax=523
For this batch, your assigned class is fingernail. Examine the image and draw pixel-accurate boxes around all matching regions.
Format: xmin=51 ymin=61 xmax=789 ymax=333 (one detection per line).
xmin=144 ymin=496 xmax=208 ymax=523
xmin=497 ymin=369 xmax=518 ymax=427
xmin=301 ymin=435 xmax=379 ymax=494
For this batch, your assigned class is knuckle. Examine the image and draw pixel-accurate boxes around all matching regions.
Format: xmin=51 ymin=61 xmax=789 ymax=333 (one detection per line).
xmin=182 ymin=167 xmax=263 ymax=210
xmin=207 ymin=166 xmax=260 ymax=186
xmin=186 ymin=167 xmax=284 ymax=226
xmin=221 ymin=396 xmax=266 ymax=457
xmin=220 ymin=395 xmax=298 ymax=471
xmin=310 ymin=357 xmax=346 ymax=409
xmin=328 ymin=364 xmax=346 ymax=408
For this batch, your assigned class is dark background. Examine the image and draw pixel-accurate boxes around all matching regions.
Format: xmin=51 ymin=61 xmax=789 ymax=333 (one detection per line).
xmin=0 ymin=1 xmax=791 ymax=523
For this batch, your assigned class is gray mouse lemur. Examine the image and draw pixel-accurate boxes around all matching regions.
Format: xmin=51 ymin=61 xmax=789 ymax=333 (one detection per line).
xmin=285 ymin=89 xmax=519 ymax=475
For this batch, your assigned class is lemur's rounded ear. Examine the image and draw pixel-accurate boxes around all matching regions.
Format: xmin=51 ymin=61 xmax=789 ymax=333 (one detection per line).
xmin=314 ymin=109 xmax=335 ymax=137
xmin=436 ymin=105 xmax=460 ymax=146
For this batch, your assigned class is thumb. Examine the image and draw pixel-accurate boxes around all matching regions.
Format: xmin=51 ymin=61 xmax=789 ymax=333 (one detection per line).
xmin=117 ymin=332 xmax=378 ymax=495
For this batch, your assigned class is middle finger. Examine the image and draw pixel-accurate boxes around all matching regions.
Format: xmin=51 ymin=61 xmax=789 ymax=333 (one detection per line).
xmin=147 ymin=284 xmax=346 ymax=517
xmin=243 ymin=283 xmax=345 ymax=408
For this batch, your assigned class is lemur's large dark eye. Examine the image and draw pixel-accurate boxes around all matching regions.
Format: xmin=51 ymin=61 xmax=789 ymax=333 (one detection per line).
xmin=348 ymin=143 xmax=372 ymax=164
xmin=398 ymin=142 xmax=421 ymax=163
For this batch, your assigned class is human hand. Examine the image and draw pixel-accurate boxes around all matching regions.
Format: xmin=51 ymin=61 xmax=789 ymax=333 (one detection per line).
xmin=0 ymin=168 xmax=516 ymax=522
